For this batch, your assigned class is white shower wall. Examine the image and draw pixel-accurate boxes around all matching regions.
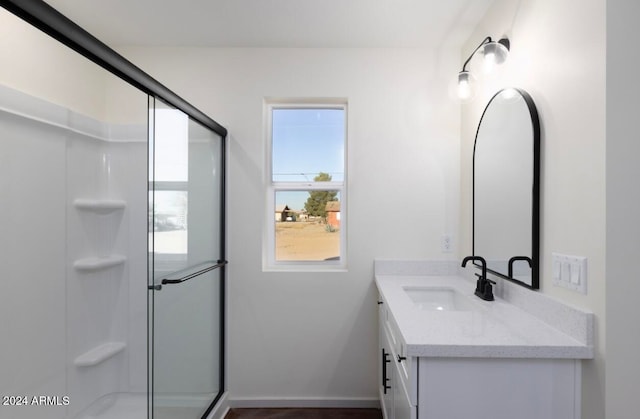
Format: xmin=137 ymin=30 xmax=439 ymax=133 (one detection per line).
xmin=0 ymin=84 xmax=148 ymax=419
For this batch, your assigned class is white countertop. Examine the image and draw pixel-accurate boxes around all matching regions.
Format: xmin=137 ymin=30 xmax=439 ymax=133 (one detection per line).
xmin=376 ymin=274 xmax=594 ymax=359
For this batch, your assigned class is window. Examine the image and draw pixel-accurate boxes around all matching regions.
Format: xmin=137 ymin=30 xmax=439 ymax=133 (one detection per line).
xmin=150 ymin=107 xmax=190 ymax=271
xmin=150 ymin=102 xmax=223 ymax=277
xmin=265 ymin=101 xmax=347 ymax=270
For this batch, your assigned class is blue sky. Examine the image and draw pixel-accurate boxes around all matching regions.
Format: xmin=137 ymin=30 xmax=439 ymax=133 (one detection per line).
xmin=272 ymin=108 xmax=344 ymax=210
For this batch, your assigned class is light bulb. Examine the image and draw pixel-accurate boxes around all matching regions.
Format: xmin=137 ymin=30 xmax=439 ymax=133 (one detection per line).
xmin=483 ymin=51 xmax=496 ymax=73
xmin=457 ymin=71 xmax=475 ymax=101
xmin=458 ymin=81 xmax=471 ymax=99
xmin=482 ymin=40 xmax=509 ymax=73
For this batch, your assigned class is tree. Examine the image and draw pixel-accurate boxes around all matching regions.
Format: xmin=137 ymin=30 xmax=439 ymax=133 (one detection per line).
xmin=304 ymin=172 xmax=338 ymax=218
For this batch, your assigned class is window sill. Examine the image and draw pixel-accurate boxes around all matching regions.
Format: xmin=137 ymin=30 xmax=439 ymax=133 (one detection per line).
xmin=262 ymin=263 xmax=348 ymax=273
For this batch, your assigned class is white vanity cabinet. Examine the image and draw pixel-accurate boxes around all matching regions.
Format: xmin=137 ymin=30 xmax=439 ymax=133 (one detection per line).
xmin=375 ymin=270 xmax=594 ymax=419
xmin=417 ymin=357 xmax=581 ymax=419
xmin=379 ymin=299 xmax=416 ymax=419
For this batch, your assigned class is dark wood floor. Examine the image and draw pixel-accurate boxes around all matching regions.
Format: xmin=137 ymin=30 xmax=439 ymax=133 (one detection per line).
xmin=225 ymin=408 xmax=383 ymax=419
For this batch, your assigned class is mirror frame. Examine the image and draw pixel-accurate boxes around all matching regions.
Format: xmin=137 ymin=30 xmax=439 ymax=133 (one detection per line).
xmin=472 ymin=88 xmax=541 ymax=289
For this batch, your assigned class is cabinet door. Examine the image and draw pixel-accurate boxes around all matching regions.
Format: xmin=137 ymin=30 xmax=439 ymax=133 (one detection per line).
xmin=393 ymin=381 xmax=416 ymax=419
xmin=379 ymin=300 xmax=394 ymax=419
xmin=393 ymin=359 xmax=417 ymax=419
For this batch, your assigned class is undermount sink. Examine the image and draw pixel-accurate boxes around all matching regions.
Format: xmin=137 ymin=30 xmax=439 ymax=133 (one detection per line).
xmin=403 ymin=286 xmax=477 ymax=311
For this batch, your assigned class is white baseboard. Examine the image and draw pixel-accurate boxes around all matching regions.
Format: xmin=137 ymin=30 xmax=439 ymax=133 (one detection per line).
xmin=206 ymin=391 xmax=231 ymax=419
xmin=228 ymin=397 xmax=380 ymax=409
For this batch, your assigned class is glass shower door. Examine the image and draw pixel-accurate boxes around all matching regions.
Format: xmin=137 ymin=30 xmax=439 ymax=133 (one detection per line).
xmin=148 ymin=98 xmax=225 ymax=419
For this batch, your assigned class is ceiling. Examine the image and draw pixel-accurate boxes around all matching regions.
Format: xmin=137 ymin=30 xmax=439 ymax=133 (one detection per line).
xmin=44 ymin=0 xmax=493 ymax=48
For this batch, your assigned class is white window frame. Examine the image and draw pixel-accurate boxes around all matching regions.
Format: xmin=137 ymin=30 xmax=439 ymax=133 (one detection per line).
xmin=263 ymin=99 xmax=348 ymax=272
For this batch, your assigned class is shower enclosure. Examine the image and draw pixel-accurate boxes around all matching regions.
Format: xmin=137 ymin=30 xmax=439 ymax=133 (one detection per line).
xmin=0 ymin=2 xmax=226 ymax=419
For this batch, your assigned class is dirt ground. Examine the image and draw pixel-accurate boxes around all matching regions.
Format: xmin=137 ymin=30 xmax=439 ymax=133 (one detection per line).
xmin=152 ymin=222 xmax=340 ymax=261
xmin=275 ymin=221 xmax=340 ymax=261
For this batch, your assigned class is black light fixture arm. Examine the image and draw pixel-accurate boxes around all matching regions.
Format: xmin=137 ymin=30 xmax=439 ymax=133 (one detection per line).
xmin=461 ymin=36 xmax=493 ymax=72
xmin=461 ymin=36 xmax=511 ymax=72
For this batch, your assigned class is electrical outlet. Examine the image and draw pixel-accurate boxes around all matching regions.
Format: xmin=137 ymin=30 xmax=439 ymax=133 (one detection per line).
xmin=441 ymin=234 xmax=453 ymax=253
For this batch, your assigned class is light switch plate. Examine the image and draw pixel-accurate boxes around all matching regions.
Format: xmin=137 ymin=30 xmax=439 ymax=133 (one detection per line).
xmin=552 ymin=252 xmax=587 ymax=294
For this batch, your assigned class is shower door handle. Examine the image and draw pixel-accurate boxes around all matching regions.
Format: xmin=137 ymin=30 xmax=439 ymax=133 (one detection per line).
xmin=160 ymin=260 xmax=228 ymax=286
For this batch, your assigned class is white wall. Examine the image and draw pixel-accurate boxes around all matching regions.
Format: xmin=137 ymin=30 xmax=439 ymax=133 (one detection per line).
xmin=0 ymin=9 xmax=109 ymax=121
xmin=0 ymin=92 xmax=68 ymax=419
xmin=606 ymin=1 xmax=640 ymax=417
xmin=118 ymin=46 xmax=462 ymax=404
xmin=460 ymin=1 xmax=605 ymax=417
xmin=0 ymin=8 xmax=149 ymax=126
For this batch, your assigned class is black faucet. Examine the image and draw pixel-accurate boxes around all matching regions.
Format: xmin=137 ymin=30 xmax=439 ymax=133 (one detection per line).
xmin=461 ymin=256 xmax=495 ymax=301
xmin=508 ymin=256 xmax=532 ymax=278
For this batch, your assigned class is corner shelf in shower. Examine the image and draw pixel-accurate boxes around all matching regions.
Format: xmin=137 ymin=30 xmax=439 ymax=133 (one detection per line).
xmin=74 ymin=342 xmax=126 ymax=367
xmin=74 ymin=255 xmax=126 ymax=272
xmin=73 ymin=198 xmax=126 ymax=214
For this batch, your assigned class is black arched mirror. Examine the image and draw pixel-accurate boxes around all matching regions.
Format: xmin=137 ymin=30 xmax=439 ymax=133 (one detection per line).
xmin=473 ymin=88 xmax=540 ymax=289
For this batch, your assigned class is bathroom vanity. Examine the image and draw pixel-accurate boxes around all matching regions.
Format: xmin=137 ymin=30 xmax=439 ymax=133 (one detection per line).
xmin=375 ymin=261 xmax=594 ymax=419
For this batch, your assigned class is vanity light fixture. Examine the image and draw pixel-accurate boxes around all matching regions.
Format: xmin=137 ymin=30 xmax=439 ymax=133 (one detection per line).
xmin=457 ymin=36 xmax=510 ymax=100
